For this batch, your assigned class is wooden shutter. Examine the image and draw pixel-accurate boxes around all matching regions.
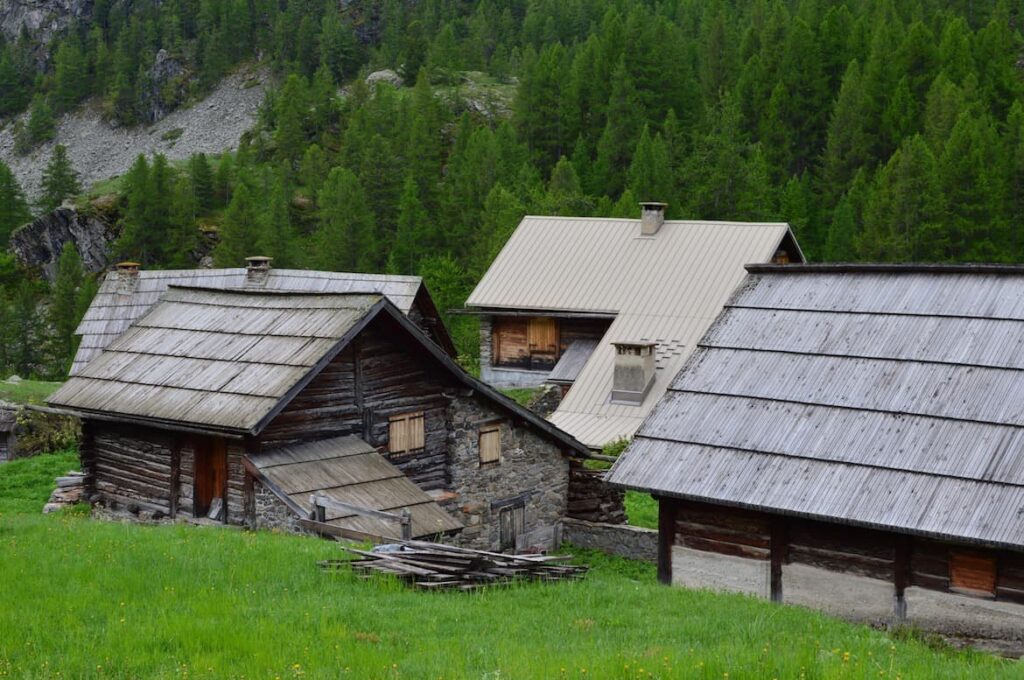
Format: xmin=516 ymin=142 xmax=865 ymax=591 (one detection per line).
xmin=388 ymin=412 xmax=425 ymax=455
xmin=527 ymin=317 xmax=558 ymax=354
xmin=479 ymin=425 xmax=501 ymax=464
xmin=494 ymin=318 xmax=529 ymax=365
xmin=950 ymin=551 xmax=996 ymax=595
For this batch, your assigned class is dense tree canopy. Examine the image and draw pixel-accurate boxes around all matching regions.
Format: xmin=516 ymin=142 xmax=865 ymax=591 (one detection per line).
xmin=3 ymin=0 xmax=1024 ymax=379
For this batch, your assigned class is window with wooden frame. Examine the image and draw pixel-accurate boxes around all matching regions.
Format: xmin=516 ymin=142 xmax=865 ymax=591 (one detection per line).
xmin=950 ymin=550 xmax=997 ymax=596
xmin=388 ymin=411 xmax=425 ymax=455
xmin=479 ymin=424 xmax=502 ymax=465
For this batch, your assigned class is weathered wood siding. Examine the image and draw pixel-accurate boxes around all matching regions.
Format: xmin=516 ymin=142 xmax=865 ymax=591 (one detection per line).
xmin=788 ymin=518 xmax=894 ymax=580
xmin=89 ymin=423 xmax=175 ymax=514
xmin=261 ymin=317 xmax=458 ymax=490
xmin=674 ymin=500 xmax=770 ymax=561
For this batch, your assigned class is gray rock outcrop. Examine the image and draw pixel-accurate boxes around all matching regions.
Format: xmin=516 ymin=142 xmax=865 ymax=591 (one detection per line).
xmin=140 ymin=49 xmax=188 ymax=124
xmin=9 ymin=205 xmax=117 ymax=281
xmin=365 ymin=69 xmax=403 ymax=87
xmin=0 ymin=0 xmax=92 ymax=44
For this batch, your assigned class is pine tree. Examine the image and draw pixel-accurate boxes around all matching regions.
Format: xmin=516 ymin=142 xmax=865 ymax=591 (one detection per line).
xmin=824 ymin=193 xmax=858 ymax=262
xmin=592 ymin=58 xmax=641 ymax=197
xmin=52 ymin=36 xmax=87 ymax=113
xmin=49 ymin=243 xmax=85 ymax=373
xmin=0 ymin=161 xmax=31 ymax=245
xmin=255 ymin=168 xmax=297 ymax=267
xmin=38 ymin=145 xmax=81 ymax=212
xmin=544 ymin=155 xmax=591 ymax=216
xmin=11 ymin=280 xmax=43 ymax=377
xmin=213 ymin=180 xmax=261 ymax=267
xmin=167 ymin=174 xmax=199 ymax=268
xmin=313 ymin=167 xmax=376 ymax=272
xmin=27 ymin=95 xmax=56 ymax=145
xmin=470 ymin=183 xmax=525 ymax=278
xmin=189 ymin=153 xmax=215 ymax=214
xmin=388 ymin=175 xmax=432 ymax=274
xmin=627 ymin=126 xmax=673 ymax=207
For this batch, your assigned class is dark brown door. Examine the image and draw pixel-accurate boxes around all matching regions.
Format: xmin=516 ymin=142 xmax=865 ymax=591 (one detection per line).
xmin=194 ymin=436 xmax=227 ymax=519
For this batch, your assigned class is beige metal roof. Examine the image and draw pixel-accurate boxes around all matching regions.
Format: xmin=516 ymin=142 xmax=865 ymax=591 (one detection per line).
xmin=248 ymin=436 xmax=463 ymax=539
xmin=467 ymin=217 xmax=798 ymax=448
xmin=606 ymin=265 xmax=1024 ymax=551
xmin=71 ymin=268 xmax=427 ymax=375
xmin=51 ymin=287 xmax=384 ymax=433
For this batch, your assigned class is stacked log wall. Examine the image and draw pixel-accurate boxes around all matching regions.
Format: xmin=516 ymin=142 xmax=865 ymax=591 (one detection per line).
xmin=90 ymin=423 xmax=175 ymax=515
xmin=261 ymin=319 xmax=459 ymax=490
xmin=567 ymin=461 xmax=625 ymax=523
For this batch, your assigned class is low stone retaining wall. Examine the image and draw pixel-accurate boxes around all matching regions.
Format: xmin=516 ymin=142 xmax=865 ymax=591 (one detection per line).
xmin=562 ymin=518 xmax=657 ymax=562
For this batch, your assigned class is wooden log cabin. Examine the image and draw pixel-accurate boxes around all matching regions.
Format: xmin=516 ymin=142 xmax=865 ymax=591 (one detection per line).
xmin=607 ymin=264 xmax=1024 ymax=643
xmin=464 ymin=203 xmax=803 ymax=449
xmin=49 ymin=287 xmax=590 ymax=551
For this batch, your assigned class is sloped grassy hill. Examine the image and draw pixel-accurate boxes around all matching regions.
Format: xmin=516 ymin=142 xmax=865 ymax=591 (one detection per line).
xmin=0 ymin=453 xmax=1016 ymax=678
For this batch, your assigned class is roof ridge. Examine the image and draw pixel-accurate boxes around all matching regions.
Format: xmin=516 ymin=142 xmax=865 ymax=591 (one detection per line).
xmin=747 ymin=263 xmax=1024 ymax=275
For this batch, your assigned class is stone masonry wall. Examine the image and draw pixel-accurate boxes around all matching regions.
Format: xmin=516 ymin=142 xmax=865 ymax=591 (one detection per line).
xmin=445 ymin=393 xmax=569 ymax=551
xmin=479 ymin=317 xmax=493 ymax=368
xmin=562 ymin=518 xmax=657 ymax=562
xmin=253 ymin=480 xmax=312 ymax=535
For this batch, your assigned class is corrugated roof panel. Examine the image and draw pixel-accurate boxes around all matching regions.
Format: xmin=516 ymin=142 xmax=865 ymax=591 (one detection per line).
xmin=467 ymin=216 xmax=794 ymax=447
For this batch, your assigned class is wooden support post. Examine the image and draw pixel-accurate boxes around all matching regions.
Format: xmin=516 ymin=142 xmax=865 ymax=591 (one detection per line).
xmin=657 ymin=496 xmax=677 ymax=585
xmin=400 ymin=508 xmax=412 ymax=541
xmin=770 ymin=518 xmax=788 ymax=603
xmin=315 ymin=502 xmax=327 ymax=523
xmin=243 ymin=471 xmax=255 ymax=531
xmin=169 ymin=436 xmax=182 ymax=518
xmin=894 ymin=537 xmax=911 ymax=623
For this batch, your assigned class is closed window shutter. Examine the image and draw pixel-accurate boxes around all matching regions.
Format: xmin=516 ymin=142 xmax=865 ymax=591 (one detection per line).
xmin=527 ymin=317 xmax=558 ymax=353
xmin=479 ymin=425 xmax=501 ymax=464
xmin=950 ymin=551 xmax=996 ymax=595
xmin=388 ymin=412 xmax=424 ymax=455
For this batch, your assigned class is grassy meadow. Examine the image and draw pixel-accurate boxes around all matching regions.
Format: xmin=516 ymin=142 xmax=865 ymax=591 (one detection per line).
xmin=0 ymin=379 xmax=63 ymax=405
xmin=0 ymin=453 xmax=1020 ymax=679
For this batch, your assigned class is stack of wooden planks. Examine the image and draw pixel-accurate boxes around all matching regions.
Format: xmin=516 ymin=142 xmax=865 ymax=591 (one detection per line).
xmin=319 ymin=540 xmax=589 ymax=590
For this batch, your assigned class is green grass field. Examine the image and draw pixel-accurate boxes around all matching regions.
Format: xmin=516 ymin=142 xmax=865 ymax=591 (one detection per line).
xmin=0 ymin=379 xmax=63 ymax=405
xmin=0 ymin=453 xmax=1018 ymax=679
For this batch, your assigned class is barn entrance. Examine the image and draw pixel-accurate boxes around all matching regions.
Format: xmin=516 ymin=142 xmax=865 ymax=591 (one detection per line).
xmin=194 ymin=436 xmax=227 ymax=520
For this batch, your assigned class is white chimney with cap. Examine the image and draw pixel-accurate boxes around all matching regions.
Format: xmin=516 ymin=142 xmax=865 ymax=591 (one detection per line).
xmin=610 ymin=342 xmax=657 ymax=404
xmin=245 ymin=256 xmax=273 ymax=287
xmin=639 ymin=202 xmax=668 ymax=236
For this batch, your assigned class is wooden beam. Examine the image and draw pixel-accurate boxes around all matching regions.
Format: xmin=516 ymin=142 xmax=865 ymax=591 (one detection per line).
xmin=309 ymin=494 xmax=406 ymax=524
xmin=657 ymin=496 xmax=677 ymax=585
xmin=296 ymin=518 xmax=394 ymax=544
xmin=894 ymin=537 xmax=911 ymax=622
xmin=169 ymin=435 xmax=181 ymax=518
xmin=770 ymin=518 xmax=788 ymax=603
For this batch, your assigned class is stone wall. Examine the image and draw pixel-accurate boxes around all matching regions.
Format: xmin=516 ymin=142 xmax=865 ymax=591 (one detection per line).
xmin=567 ymin=461 xmax=626 ymax=523
xmin=562 ymin=518 xmax=657 ymax=562
xmin=445 ymin=393 xmax=569 ymax=551
xmin=253 ymin=480 xmax=311 ymax=534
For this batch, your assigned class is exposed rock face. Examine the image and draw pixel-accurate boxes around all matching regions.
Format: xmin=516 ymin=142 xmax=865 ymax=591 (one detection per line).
xmin=0 ymin=0 xmax=93 ymax=44
xmin=9 ymin=206 xmax=117 ymax=281
xmin=365 ymin=69 xmax=403 ymax=87
xmin=140 ymin=49 xmax=188 ymax=124
xmin=0 ymin=67 xmax=269 ymax=202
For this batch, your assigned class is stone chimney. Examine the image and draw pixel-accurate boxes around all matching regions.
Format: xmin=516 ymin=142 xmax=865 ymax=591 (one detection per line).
xmin=115 ymin=262 xmax=140 ymax=295
xmin=639 ymin=202 xmax=668 ymax=236
xmin=245 ymin=256 xmax=272 ymax=287
xmin=610 ymin=342 xmax=657 ymax=404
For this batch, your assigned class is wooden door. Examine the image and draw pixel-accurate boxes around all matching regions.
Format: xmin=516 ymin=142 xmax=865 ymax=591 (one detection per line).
xmin=194 ymin=436 xmax=227 ymax=519
xmin=499 ymin=504 xmax=526 ymax=552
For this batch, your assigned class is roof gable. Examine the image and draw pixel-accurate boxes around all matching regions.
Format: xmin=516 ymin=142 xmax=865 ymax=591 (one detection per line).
xmin=466 ymin=215 xmax=800 ymax=448
xmin=607 ymin=265 xmax=1024 ymax=550
xmin=51 ymin=286 xmax=589 ymax=455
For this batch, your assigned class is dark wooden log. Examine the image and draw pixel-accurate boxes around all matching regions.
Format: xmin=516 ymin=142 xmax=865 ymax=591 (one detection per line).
xmin=657 ymin=497 xmax=677 ymax=585
xmin=770 ymin=518 xmax=787 ymax=603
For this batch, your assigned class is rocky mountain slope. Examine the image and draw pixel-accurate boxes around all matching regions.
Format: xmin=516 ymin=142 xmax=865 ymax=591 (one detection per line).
xmin=0 ymin=66 xmax=268 ymax=202
xmin=0 ymin=0 xmax=91 ymax=44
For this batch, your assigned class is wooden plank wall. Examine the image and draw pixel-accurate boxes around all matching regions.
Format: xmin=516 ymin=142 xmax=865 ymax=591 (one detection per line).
xmin=260 ymin=319 xmax=457 ymax=490
xmin=559 ymin=318 xmax=612 ymax=349
xmin=91 ymin=423 xmax=175 ymax=514
xmin=667 ymin=499 xmax=1024 ymax=606
xmin=674 ymin=500 xmax=771 ymax=561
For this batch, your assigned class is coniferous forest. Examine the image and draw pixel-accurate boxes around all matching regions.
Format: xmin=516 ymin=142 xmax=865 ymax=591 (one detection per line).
xmin=1 ymin=0 xmax=1024 ymax=379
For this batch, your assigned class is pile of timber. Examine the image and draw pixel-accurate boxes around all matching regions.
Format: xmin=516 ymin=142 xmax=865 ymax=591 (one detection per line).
xmin=43 ymin=471 xmax=86 ymax=513
xmin=319 ymin=540 xmax=589 ymax=590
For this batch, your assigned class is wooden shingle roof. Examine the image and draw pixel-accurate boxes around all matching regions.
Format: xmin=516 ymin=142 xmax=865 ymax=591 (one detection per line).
xmin=248 ymin=436 xmax=463 ymax=539
xmin=50 ymin=286 xmax=591 ymax=455
xmin=52 ymin=287 xmax=385 ymax=433
xmin=607 ymin=264 xmax=1024 ymax=551
xmin=72 ymin=267 xmax=452 ymax=375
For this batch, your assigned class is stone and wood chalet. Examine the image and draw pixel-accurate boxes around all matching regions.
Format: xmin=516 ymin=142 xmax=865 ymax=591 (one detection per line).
xmin=607 ymin=264 xmax=1024 ymax=642
xmin=70 ymin=256 xmax=456 ymax=375
xmin=49 ymin=286 xmax=590 ymax=551
xmin=464 ymin=203 xmax=803 ymax=449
